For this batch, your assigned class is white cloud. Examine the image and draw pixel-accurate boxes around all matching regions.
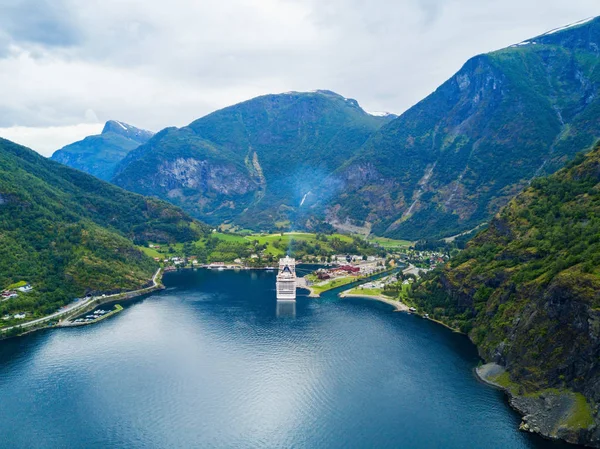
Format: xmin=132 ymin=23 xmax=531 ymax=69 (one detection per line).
xmin=0 ymin=123 xmax=103 ymax=156
xmin=0 ymin=0 xmax=598 ymax=155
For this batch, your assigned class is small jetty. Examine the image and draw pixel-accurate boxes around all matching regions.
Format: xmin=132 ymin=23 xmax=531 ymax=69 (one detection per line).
xmin=61 ymin=304 xmax=124 ymax=327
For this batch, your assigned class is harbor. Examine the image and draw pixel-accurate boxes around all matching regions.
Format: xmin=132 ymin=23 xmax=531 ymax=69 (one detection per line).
xmin=61 ymin=304 xmax=124 ymax=327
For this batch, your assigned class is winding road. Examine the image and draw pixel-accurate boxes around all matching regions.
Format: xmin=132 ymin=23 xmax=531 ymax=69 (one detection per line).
xmin=1 ymin=268 xmax=162 ymax=333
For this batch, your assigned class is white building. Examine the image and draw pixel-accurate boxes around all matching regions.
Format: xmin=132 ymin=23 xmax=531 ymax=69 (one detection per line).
xmin=17 ymin=284 xmax=33 ymax=293
xmin=276 ymin=256 xmax=296 ymax=301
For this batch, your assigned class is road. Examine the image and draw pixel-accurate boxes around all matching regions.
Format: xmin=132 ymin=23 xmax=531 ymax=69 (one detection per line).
xmin=1 ymin=268 xmax=161 ymax=333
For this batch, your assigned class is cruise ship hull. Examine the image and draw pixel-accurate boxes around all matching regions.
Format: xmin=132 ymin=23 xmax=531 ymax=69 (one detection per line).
xmin=276 ymin=257 xmax=297 ymax=301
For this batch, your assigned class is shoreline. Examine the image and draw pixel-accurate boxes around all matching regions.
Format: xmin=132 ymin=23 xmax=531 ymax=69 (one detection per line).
xmin=338 ymin=291 xmax=409 ymax=312
xmin=475 ymin=364 xmax=591 ymax=446
xmin=301 ymin=268 xmax=398 ymax=298
xmin=1 ymin=268 xmax=164 ymax=339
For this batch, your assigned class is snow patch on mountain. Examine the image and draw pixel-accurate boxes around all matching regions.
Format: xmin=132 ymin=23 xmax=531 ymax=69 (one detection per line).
xmin=367 ymin=111 xmax=393 ymax=117
xmin=543 ymin=17 xmax=595 ymax=36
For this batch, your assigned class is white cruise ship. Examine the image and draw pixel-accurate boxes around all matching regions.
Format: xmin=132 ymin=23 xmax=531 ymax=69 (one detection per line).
xmin=276 ymin=256 xmax=297 ymax=300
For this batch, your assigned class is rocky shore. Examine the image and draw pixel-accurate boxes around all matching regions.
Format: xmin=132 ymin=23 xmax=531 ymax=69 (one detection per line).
xmin=476 ymin=363 xmax=598 ymax=447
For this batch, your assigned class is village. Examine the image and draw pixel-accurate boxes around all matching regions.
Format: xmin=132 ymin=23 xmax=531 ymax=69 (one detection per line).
xmin=0 ymin=239 xmax=450 ymax=330
xmin=1 ymin=282 xmax=34 ymax=321
xmin=153 ymin=243 xmax=449 ymax=275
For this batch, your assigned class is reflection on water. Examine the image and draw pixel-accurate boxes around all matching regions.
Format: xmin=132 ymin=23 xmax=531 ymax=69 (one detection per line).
xmin=276 ymin=300 xmax=296 ymax=318
xmin=0 ymin=269 xmax=574 ymax=449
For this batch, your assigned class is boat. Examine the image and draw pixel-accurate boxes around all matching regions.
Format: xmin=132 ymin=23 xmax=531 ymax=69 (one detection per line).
xmin=276 ymin=256 xmax=297 ymax=301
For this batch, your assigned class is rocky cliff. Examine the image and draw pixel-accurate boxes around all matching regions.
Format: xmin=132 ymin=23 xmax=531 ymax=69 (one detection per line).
xmin=112 ymin=90 xmax=394 ymax=229
xmin=412 ymin=142 xmax=600 ymax=447
xmin=328 ymin=17 xmax=600 ymax=239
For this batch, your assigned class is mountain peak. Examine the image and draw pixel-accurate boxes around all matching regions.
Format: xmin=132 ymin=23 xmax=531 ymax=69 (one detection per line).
xmin=508 ymin=15 xmax=600 ymax=49
xmin=102 ymin=120 xmax=155 ymax=142
xmin=51 ymin=121 xmax=155 ymax=181
xmin=102 ymin=120 xmax=130 ymax=134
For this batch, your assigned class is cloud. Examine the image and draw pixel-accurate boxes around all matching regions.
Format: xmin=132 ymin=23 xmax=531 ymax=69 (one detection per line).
xmin=0 ymin=123 xmax=103 ymax=157
xmin=0 ymin=0 xmax=80 ymax=49
xmin=0 ymin=0 xmax=598 ymax=154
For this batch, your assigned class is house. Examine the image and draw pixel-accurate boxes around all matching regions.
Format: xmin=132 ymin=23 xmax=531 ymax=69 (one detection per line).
xmin=1 ymin=290 xmax=18 ymax=300
xmin=17 ymin=284 xmax=33 ymax=293
xmin=14 ymin=313 xmax=26 ymax=319
xmin=317 ymin=272 xmax=331 ymax=280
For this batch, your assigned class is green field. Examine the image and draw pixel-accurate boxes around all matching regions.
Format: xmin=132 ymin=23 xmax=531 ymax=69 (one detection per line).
xmin=246 ymin=232 xmax=354 ymax=256
xmin=140 ymin=231 xmax=400 ymax=265
xmin=366 ymin=236 xmax=413 ymax=249
xmin=310 ymin=276 xmax=358 ymax=295
xmin=213 ymin=232 xmax=248 ymax=243
xmin=346 ymin=287 xmax=384 ymax=296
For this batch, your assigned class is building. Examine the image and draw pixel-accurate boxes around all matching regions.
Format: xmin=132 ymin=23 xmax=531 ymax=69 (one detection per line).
xmin=1 ymin=290 xmax=18 ymax=300
xmin=17 ymin=284 xmax=33 ymax=293
xmin=276 ymin=256 xmax=296 ymax=301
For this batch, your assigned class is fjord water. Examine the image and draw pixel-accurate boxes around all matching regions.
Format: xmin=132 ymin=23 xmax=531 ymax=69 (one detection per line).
xmin=0 ymin=270 xmax=574 ymax=449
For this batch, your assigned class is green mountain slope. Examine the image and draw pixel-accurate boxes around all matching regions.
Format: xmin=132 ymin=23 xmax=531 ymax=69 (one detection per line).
xmin=51 ymin=120 xmax=154 ymax=181
xmin=0 ymin=137 xmax=205 ymax=323
xmin=326 ymin=17 xmax=600 ymax=240
xmin=411 ymin=141 xmax=600 ymax=445
xmin=112 ymin=90 xmax=395 ymax=229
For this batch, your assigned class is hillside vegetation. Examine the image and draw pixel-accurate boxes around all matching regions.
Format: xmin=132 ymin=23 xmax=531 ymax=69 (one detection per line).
xmin=411 ymin=141 xmax=600 ymax=445
xmin=103 ymin=19 xmax=600 ymax=241
xmin=111 ymin=90 xmax=394 ymax=230
xmin=0 ymin=138 xmax=206 ymax=325
xmin=330 ymin=17 xmax=600 ymax=240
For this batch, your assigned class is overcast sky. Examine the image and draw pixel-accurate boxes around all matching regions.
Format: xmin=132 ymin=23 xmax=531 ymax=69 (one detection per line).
xmin=0 ymin=0 xmax=598 ymax=156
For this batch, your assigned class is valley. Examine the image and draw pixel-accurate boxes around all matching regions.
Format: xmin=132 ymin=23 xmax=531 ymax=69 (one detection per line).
xmin=2 ymin=8 xmax=600 ymax=449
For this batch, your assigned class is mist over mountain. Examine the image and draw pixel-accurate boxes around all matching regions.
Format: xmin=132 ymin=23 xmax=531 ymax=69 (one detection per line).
xmin=111 ymin=90 xmax=395 ymax=229
xmin=48 ymin=18 xmax=600 ymax=242
xmin=109 ymin=19 xmax=600 ymax=238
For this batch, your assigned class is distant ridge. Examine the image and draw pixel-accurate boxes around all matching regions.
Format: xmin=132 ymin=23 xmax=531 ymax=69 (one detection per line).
xmin=51 ymin=120 xmax=154 ymax=181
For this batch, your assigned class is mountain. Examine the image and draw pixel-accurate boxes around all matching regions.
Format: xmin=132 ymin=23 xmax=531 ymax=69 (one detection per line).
xmin=103 ymin=18 xmax=600 ymax=239
xmin=0 ymin=137 xmax=206 ymax=324
xmin=111 ymin=90 xmax=395 ymax=229
xmin=411 ymin=141 xmax=600 ymax=446
xmin=327 ymin=17 xmax=600 ymax=240
xmin=51 ymin=120 xmax=154 ymax=181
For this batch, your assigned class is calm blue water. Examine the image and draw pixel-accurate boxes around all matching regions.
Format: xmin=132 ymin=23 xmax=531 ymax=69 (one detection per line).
xmin=0 ymin=269 xmax=575 ymax=448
